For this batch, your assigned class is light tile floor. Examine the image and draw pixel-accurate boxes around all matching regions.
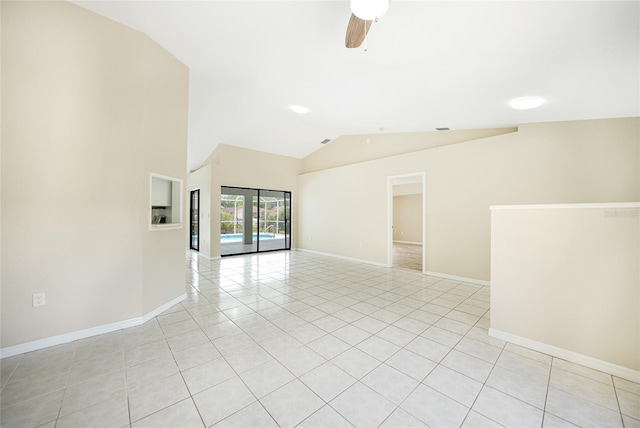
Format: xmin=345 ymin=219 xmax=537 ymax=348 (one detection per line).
xmin=392 ymin=243 xmax=422 ymax=271
xmin=1 ymin=250 xmax=638 ymax=428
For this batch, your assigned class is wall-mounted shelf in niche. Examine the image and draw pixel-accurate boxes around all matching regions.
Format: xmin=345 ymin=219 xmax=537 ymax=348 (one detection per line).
xmin=150 ymin=173 xmax=183 ymax=230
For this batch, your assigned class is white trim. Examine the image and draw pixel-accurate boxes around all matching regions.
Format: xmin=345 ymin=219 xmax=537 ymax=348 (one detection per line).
xmin=198 ymin=253 xmax=220 ymax=261
xmin=490 ymin=202 xmax=640 ymax=211
xmin=150 ymin=172 xmax=184 ymax=231
xmin=0 ymin=293 xmax=187 ymax=359
xmin=187 ymin=249 xmax=220 ymax=261
xmin=297 ymin=249 xmax=389 ymax=268
xmin=140 ymin=294 xmax=187 ymax=324
xmin=425 ymin=271 xmax=490 ymax=286
xmin=150 ymin=223 xmax=183 ymax=231
xmin=393 ymin=240 xmax=422 ymax=245
xmin=489 ymin=328 xmax=640 ymax=383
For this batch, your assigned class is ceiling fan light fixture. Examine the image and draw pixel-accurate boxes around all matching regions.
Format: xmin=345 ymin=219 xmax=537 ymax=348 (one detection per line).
xmin=509 ymin=97 xmax=544 ymax=110
xmin=350 ymin=0 xmax=389 ymax=21
xmin=289 ymin=104 xmax=310 ymax=114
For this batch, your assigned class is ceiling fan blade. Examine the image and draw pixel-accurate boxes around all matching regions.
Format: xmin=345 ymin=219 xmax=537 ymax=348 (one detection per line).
xmin=345 ymin=14 xmax=372 ymax=48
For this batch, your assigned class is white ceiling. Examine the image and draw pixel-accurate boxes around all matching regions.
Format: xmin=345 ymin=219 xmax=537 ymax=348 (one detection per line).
xmin=74 ymin=1 xmax=640 ymax=172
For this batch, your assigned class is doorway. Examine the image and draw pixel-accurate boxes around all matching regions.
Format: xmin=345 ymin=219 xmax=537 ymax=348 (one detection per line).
xmin=190 ymin=189 xmax=199 ymax=251
xmin=387 ymin=173 xmax=425 ymax=272
xmin=220 ymin=186 xmax=291 ymax=256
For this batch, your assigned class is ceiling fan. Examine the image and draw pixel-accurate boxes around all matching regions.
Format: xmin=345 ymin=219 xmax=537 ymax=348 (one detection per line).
xmin=345 ymin=0 xmax=390 ymax=49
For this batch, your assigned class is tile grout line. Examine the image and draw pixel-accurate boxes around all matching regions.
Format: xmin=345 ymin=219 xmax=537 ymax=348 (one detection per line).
xmin=464 ymin=341 xmax=507 ymax=428
xmin=188 ymin=274 xmax=319 ymax=428
xmin=611 ymin=373 xmax=628 ymax=428
xmin=540 ymin=356 xmax=554 ymax=428
xmin=435 ymin=297 xmax=502 ymax=427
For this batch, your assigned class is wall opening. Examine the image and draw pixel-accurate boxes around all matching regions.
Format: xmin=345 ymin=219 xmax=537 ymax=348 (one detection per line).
xmin=388 ymin=173 xmax=426 ymax=273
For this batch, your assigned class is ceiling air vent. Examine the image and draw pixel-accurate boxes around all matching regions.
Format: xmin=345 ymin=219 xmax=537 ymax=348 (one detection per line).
xmin=320 ymin=138 xmax=331 ymax=144
xmin=436 ymin=127 xmax=450 ymax=131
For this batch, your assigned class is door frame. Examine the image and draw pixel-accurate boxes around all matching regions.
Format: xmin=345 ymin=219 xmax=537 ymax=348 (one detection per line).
xmin=220 ymin=186 xmax=292 ymax=256
xmin=387 ymin=172 xmax=426 ymax=273
xmin=190 ymin=189 xmax=200 ymax=251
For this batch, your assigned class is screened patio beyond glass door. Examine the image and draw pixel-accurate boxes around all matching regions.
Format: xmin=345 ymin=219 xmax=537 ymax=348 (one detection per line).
xmin=220 ymin=186 xmax=291 ymax=256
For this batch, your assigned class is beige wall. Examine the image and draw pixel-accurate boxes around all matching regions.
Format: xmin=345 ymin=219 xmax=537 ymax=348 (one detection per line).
xmin=303 ymin=128 xmax=516 ymax=173
xmin=194 ymin=144 xmax=302 ymax=257
xmin=0 ymin=1 xmax=3 ymax=346
xmin=298 ymin=118 xmax=639 ymax=281
xmin=490 ymin=204 xmax=639 ymax=375
xmin=393 ymin=195 xmax=423 ymax=243
xmin=1 ymin=1 xmax=189 ymax=348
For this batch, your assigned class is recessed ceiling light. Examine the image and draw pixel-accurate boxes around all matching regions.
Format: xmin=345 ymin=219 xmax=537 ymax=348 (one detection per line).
xmin=509 ymin=97 xmax=544 ymax=110
xmin=289 ymin=105 xmax=309 ymax=114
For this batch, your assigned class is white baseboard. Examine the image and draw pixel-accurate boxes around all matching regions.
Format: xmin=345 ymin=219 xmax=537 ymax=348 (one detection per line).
xmin=393 ymin=240 xmax=422 ymax=245
xmin=425 ymin=271 xmax=490 ymax=287
xmin=297 ymin=250 xmax=491 ymax=285
xmin=0 ymin=293 xmax=187 ymax=359
xmin=297 ymin=248 xmax=389 ymax=268
xmin=187 ymin=249 xmax=220 ymax=261
xmin=489 ymin=328 xmax=640 ymax=383
xmin=139 ymin=294 xmax=188 ymax=323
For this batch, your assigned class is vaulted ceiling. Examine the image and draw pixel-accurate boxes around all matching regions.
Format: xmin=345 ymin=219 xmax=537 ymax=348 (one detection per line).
xmin=74 ymin=1 xmax=640 ymax=171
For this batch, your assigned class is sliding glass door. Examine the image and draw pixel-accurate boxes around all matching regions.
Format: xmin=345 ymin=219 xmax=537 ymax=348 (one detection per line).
xmin=220 ymin=186 xmax=291 ymax=256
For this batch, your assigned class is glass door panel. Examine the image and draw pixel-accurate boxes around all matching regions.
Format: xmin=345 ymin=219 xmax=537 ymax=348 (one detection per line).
xmin=259 ymin=190 xmax=287 ymax=252
xmin=190 ymin=189 xmax=199 ymax=251
xmin=285 ymin=192 xmax=291 ymax=249
xmin=221 ymin=186 xmax=291 ymax=256
xmin=220 ymin=187 xmax=258 ymax=256
xmin=251 ymin=194 xmax=259 ymax=253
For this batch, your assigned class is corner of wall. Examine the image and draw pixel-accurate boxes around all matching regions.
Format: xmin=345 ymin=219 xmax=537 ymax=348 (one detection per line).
xmin=1 ymin=1 xmax=189 ymax=350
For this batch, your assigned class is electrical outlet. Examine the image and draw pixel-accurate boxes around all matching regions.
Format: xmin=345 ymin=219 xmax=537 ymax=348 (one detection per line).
xmin=33 ymin=293 xmax=46 ymax=307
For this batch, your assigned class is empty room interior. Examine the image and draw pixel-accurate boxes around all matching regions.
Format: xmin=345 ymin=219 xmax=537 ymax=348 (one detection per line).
xmin=1 ymin=1 xmax=639 ymax=427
